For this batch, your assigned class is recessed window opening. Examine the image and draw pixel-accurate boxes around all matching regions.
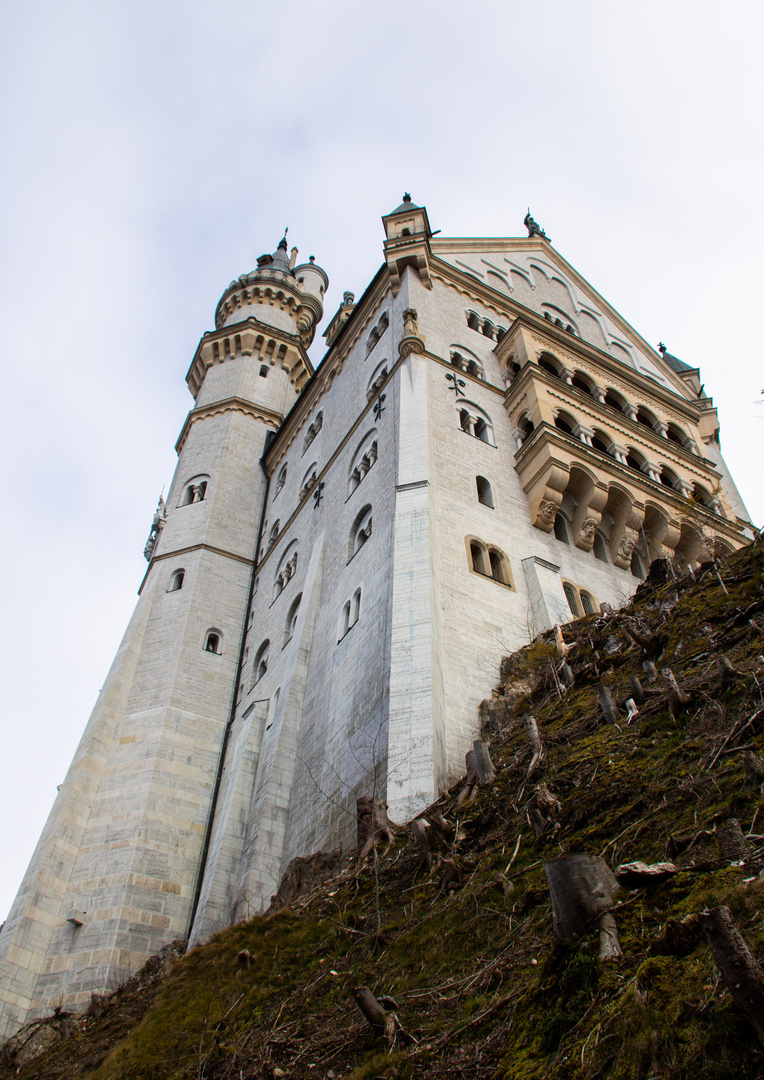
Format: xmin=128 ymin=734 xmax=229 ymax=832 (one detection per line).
xmin=476 ymin=476 xmax=493 ymax=507
xmin=338 ymin=588 xmax=362 ymax=641
xmin=626 ymin=450 xmax=645 ymax=472
xmin=168 ymin=569 xmax=185 ymax=592
xmin=349 ymin=505 xmax=373 ymax=559
xmin=604 ymin=390 xmax=626 ymax=413
xmin=563 ymin=583 xmax=580 ymax=617
xmin=538 ymin=355 xmax=562 ymax=378
xmin=204 ymin=631 xmax=221 ymax=654
xmin=580 ymin=590 xmax=598 ymax=616
xmin=636 ymin=407 xmax=658 ymax=430
xmin=489 ymin=551 xmax=504 ymax=582
xmin=572 ymin=373 xmax=595 ymax=396
xmin=348 ymin=437 xmax=378 ymax=496
xmin=660 ymin=466 xmax=679 ymax=489
xmin=554 ymin=514 xmax=570 ymax=544
xmin=259 ymin=364 xmax=269 ymax=378
xmin=593 ymin=532 xmax=609 ymax=563
xmin=275 ymin=466 xmax=287 ymax=496
xmin=471 ymin=542 xmax=483 ymax=574
xmin=254 ymin=640 xmax=270 ymax=684
xmin=554 ymin=414 xmax=575 ymax=435
xmin=666 ymin=423 xmax=688 ymax=447
xmin=181 ymin=478 xmax=208 ymax=506
xmin=591 ymin=430 xmax=611 ymax=455
xmin=284 ymin=593 xmax=302 ymax=646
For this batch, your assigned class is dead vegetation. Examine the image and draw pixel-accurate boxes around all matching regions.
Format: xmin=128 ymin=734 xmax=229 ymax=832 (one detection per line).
xmin=3 ymin=541 xmax=764 ymax=1080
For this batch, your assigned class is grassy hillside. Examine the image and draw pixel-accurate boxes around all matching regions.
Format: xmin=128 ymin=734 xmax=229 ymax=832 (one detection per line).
xmin=3 ymin=540 xmax=764 ymax=1080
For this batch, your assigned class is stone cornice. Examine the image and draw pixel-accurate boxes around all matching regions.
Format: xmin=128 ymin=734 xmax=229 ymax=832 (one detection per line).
xmin=185 ymin=317 xmax=313 ymax=399
xmin=175 ymin=397 xmax=284 ymax=455
xmin=138 ymin=542 xmax=254 ymax=595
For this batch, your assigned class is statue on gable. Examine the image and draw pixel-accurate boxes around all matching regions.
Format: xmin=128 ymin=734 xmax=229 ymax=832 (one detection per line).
xmin=524 ymin=210 xmax=550 ymax=241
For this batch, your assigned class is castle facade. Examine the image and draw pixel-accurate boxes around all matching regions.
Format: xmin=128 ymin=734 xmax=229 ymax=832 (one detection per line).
xmin=0 ymin=198 xmax=752 ymax=1037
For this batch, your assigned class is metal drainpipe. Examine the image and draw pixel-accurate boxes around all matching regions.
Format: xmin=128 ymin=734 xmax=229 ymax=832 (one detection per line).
xmin=187 ymin=448 xmax=273 ymax=938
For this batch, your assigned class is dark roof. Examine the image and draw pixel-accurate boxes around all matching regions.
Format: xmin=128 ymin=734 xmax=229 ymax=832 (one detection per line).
xmin=658 ymin=344 xmax=693 ymax=373
xmin=390 ymin=193 xmax=420 ymax=214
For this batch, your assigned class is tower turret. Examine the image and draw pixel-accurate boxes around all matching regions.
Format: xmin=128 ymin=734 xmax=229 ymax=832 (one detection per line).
xmin=214 ymin=236 xmax=328 ymax=347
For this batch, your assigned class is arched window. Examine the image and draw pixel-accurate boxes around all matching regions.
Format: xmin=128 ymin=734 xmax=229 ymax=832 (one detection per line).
xmin=625 ymin=447 xmax=646 ymax=473
xmin=604 ymin=389 xmax=627 ymax=413
xmin=284 ymin=593 xmax=302 ymax=646
xmin=563 ymin=583 xmax=580 ymax=617
xmin=338 ymin=588 xmax=362 ymax=640
xmin=571 ymin=371 xmax=596 ymax=396
xmin=554 ymin=514 xmax=570 ymax=544
xmin=274 ymin=544 xmax=298 ymax=599
xmin=268 ymin=521 xmax=280 ymax=549
xmin=636 ymin=406 xmax=659 ymax=431
xmin=348 ymin=431 xmax=378 ymax=496
xmin=467 ymin=539 xmax=512 ymax=586
xmin=259 ymin=364 xmax=269 ymax=378
xmin=450 ymin=347 xmax=484 ymax=380
xmin=660 ymin=465 xmax=680 ymax=489
xmin=538 ymin=353 xmax=563 ymax=379
xmin=554 ymin=411 xmax=576 ymax=435
xmin=180 ymin=476 xmax=209 ymax=506
xmin=204 ymin=630 xmax=222 ymax=654
xmin=168 ymin=569 xmax=185 ymax=592
xmin=692 ymin=483 xmax=714 ymax=509
xmin=349 ymin=505 xmax=373 ymax=560
xmin=366 ymin=360 xmax=389 ymax=401
xmin=302 ymin=411 xmax=323 ymax=455
xmin=593 ymin=532 xmax=609 ymax=563
xmin=275 ymin=465 xmax=287 ymax=496
xmin=253 ymin=640 xmax=270 ymax=684
xmin=456 ymin=399 xmax=494 ymax=445
xmin=476 ymin=476 xmax=493 ymax=507
xmin=666 ymin=423 xmax=690 ymax=448
xmin=300 ymin=463 xmax=318 ymax=499
xmin=591 ymin=429 xmax=612 ymax=455
xmin=579 ymin=590 xmax=598 ymax=616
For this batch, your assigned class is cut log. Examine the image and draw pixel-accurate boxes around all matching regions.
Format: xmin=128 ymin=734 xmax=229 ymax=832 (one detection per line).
xmin=351 ymin=986 xmax=398 ymax=1047
xmin=473 ymin=740 xmax=497 ymax=786
xmin=523 ymin=714 xmax=544 ymax=778
xmin=743 ymin=749 xmax=764 ymax=789
xmin=408 ymin=819 xmax=432 ymax=867
xmin=357 ymin=797 xmax=397 ymax=860
xmin=560 ymin=663 xmax=575 ymax=688
xmin=457 ymin=750 xmax=478 ymax=807
xmin=615 ymin=861 xmax=676 ymax=888
xmin=598 ymin=684 xmax=619 ymax=724
xmin=628 ymin=675 xmax=645 ymax=705
xmin=717 ymin=818 xmax=749 ymax=864
xmin=661 ymin=667 xmax=691 ymax=720
xmin=625 ymin=698 xmax=640 ymax=724
xmin=545 ymin=854 xmax=622 ymax=961
xmin=700 ymin=906 xmax=764 ymax=1044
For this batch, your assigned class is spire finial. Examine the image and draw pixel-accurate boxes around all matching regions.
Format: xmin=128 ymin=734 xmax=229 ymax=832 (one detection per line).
xmin=278 ymin=227 xmax=288 ymax=251
xmin=403 ymin=193 xmax=411 ymax=203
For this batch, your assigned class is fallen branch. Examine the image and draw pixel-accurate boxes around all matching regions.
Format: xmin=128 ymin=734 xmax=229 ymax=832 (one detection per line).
xmin=700 ymin=906 xmax=764 ymax=1044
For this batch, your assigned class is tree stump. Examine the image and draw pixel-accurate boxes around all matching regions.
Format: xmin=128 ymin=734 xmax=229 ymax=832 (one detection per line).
xmin=743 ymin=749 xmax=764 ymax=789
xmin=457 ymin=749 xmax=479 ymax=807
xmin=598 ymin=684 xmax=618 ymax=724
xmin=408 ymin=819 xmax=432 ymax=867
xmin=717 ymin=818 xmax=749 ymax=864
xmin=357 ymin=798 xmax=396 ymax=860
xmin=545 ymin=854 xmax=622 ymax=961
xmin=628 ymin=675 xmax=645 ymax=705
xmin=661 ymin=667 xmax=691 ymax=719
xmin=473 ymin=740 xmax=497 ymax=786
xmin=426 ymin=811 xmax=456 ymax=840
xmin=700 ymin=906 xmax=764 ymax=1044
xmin=560 ymin=663 xmax=575 ymax=688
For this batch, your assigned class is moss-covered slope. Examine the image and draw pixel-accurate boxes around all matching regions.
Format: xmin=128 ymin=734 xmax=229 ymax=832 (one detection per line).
xmin=4 ymin=542 xmax=764 ymax=1080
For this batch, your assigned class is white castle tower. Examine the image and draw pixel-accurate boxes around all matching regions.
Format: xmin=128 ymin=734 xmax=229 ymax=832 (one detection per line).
xmin=0 ymin=236 xmax=327 ymax=1037
xmin=0 ymin=199 xmax=753 ymax=1038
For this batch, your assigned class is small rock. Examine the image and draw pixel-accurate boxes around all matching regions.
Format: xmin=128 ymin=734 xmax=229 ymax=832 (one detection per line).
xmin=615 ymin=860 xmax=676 ymax=887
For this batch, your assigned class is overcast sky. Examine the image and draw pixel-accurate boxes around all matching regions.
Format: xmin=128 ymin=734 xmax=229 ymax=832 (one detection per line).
xmin=1 ymin=0 xmax=762 ymax=923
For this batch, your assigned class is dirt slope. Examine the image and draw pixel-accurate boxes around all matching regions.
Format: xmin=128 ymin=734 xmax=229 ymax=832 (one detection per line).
xmin=3 ymin=541 xmax=764 ymax=1080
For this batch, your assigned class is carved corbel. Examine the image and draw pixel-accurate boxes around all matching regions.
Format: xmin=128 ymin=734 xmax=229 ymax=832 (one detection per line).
xmin=572 ymin=487 xmax=609 ymax=552
xmin=527 ymin=463 xmax=571 ymax=532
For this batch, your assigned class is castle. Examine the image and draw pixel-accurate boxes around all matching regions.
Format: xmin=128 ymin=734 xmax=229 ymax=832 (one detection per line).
xmin=0 ymin=197 xmax=752 ymax=1038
